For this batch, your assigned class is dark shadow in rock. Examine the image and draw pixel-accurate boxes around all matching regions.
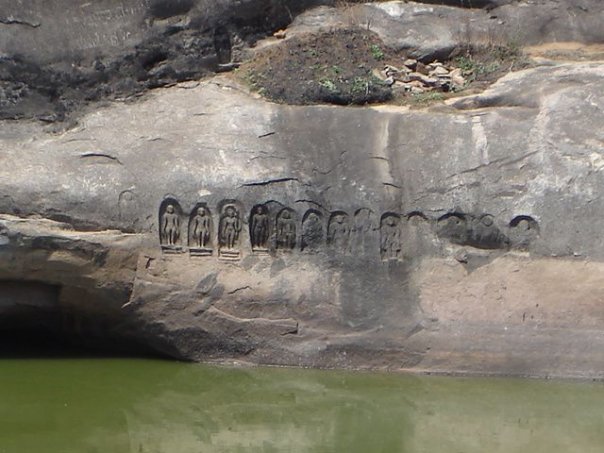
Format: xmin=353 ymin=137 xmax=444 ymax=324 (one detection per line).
xmin=467 ymin=214 xmax=510 ymax=250
xmin=0 ymin=280 xmax=165 ymax=359
xmin=437 ymin=212 xmax=509 ymax=250
xmin=437 ymin=212 xmax=469 ymax=245
xmin=148 ymin=0 xmax=195 ymax=20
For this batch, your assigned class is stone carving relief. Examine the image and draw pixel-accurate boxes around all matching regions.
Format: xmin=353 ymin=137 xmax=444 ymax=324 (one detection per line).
xmin=327 ymin=211 xmax=350 ymax=252
xmin=218 ymin=202 xmax=242 ymax=260
xmin=509 ymin=215 xmax=539 ymax=249
xmin=276 ymin=208 xmax=297 ymax=251
xmin=351 ymin=208 xmax=374 ymax=254
xmin=156 ymin=199 xmax=543 ymax=260
xmin=301 ymin=209 xmax=323 ymax=252
xmin=118 ymin=189 xmax=138 ymax=229
xmin=380 ymin=213 xmax=402 ymax=261
xmin=159 ymin=198 xmax=184 ymax=253
xmin=250 ymin=204 xmax=270 ymax=254
xmin=189 ymin=204 xmax=213 ymax=256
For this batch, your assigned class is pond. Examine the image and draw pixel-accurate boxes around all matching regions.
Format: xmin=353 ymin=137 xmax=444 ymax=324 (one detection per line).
xmin=0 ymin=358 xmax=603 ymax=453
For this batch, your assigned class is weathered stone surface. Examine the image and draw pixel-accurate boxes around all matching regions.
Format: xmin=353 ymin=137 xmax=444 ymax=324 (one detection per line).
xmin=290 ymin=1 xmax=604 ymax=60
xmin=1 ymin=55 xmax=604 ymax=377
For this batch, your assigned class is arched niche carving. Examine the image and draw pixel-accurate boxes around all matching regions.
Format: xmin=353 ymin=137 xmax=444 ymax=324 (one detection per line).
xmin=301 ymin=209 xmax=324 ymax=252
xmin=249 ymin=204 xmax=271 ymax=254
xmin=509 ymin=215 xmax=539 ymax=249
xmin=351 ymin=208 xmax=374 ymax=254
xmin=159 ymin=197 xmax=184 ymax=253
xmin=327 ymin=211 xmax=350 ymax=252
xmin=217 ymin=200 xmax=243 ymax=260
xmin=436 ymin=212 xmax=468 ymax=245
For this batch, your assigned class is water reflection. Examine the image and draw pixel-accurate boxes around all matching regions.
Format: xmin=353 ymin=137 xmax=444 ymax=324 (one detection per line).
xmin=0 ymin=359 xmax=603 ymax=453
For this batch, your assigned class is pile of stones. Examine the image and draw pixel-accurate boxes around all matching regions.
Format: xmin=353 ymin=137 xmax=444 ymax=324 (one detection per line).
xmin=375 ymin=59 xmax=467 ymax=94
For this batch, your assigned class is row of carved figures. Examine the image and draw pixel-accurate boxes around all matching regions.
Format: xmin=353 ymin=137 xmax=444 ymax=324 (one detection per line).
xmin=159 ymin=198 xmax=539 ymax=260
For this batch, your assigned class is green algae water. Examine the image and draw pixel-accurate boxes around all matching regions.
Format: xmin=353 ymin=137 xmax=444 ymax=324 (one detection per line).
xmin=1 ymin=359 xmax=603 ymax=453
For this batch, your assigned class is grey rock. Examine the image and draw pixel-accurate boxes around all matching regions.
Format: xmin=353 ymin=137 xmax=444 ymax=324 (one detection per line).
xmin=291 ymin=1 xmax=604 ymax=61
xmin=430 ymin=66 xmax=450 ymax=76
xmin=403 ymin=58 xmax=418 ymax=69
xmin=408 ymin=72 xmax=439 ymax=86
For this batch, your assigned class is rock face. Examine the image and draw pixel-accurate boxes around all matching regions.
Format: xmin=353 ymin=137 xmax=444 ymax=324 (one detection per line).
xmin=1 ymin=0 xmax=604 ymax=378
xmin=0 ymin=0 xmax=327 ymax=121
xmin=292 ymin=1 xmax=604 ymax=61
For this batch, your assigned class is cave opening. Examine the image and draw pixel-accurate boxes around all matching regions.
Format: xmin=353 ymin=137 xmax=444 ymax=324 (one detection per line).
xmin=0 ymin=280 xmax=165 ymax=359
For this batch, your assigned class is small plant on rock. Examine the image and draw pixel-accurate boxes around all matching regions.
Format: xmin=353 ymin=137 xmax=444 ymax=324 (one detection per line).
xmin=370 ymin=44 xmax=384 ymax=60
xmin=319 ymin=79 xmax=338 ymax=92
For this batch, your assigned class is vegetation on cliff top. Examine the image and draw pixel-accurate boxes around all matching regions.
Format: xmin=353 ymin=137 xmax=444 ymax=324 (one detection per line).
xmin=238 ymin=27 xmax=531 ymax=107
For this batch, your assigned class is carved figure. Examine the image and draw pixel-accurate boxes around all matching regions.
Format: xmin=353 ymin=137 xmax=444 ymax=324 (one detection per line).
xmin=328 ymin=212 xmax=350 ymax=251
xmin=380 ymin=214 xmax=401 ymax=260
xmin=351 ymin=209 xmax=373 ymax=253
xmin=219 ymin=205 xmax=241 ymax=250
xmin=302 ymin=211 xmax=323 ymax=251
xmin=250 ymin=205 xmax=270 ymax=250
xmin=161 ymin=204 xmax=180 ymax=246
xmin=276 ymin=209 xmax=296 ymax=250
xmin=191 ymin=207 xmax=212 ymax=248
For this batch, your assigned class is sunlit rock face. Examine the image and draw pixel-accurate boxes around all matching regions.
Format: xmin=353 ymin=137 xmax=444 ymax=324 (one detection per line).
xmin=1 ymin=0 xmax=604 ymax=378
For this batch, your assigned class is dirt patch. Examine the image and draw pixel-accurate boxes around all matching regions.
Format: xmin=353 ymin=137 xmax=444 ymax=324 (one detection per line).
xmin=239 ymin=28 xmax=532 ymax=107
xmin=240 ymin=28 xmax=393 ymax=105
